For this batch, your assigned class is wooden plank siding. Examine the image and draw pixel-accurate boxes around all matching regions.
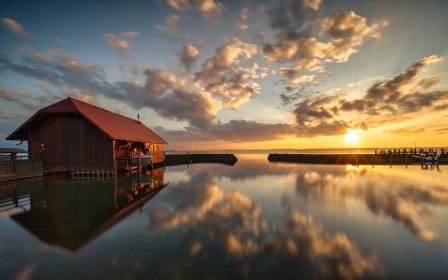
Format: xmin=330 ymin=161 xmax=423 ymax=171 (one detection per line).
xmin=29 ymin=113 xmax=113 ymax=172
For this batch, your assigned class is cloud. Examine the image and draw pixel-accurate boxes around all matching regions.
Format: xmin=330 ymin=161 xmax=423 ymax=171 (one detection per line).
xmin=261 ymin=1 xmax=387 ymax=90
xmin=303 ymin=0 xmax=321 ymax=10
xmin=165 ymin=0 xmax=192 ymax=12
xmin=165 ymin=0 xmax=225 ymax=18
xmin=292 ymin=95 xmax=354 ymax=137
xmin=180 ymin=43 xmax=200 ymax=72
xmin=104 ymin=32 xmax=139 ymax=51
xmin=195 ymin=38 xmax=263 ymax=109
xmin=156 ymin=119 xmax=294 ymax=143
xmin=120 ymin=31 xmax=139 ymax=38
xmin=140 ymin=68 xmax=222 ymax=129
xmin=2 ymin=18 xmax=28 ymax=39
xmin=384 ymin=127 xmax=426 ymax=135
xmin=0 ymin=87 xmax=19 ymax=102
xmin=319 ymin=11 xmax=388 ymax=62
xmin=0 ymin=45 xmax=265 ymax=131
xmin=209 ymin=120 xmax=293 ymax=142
xmin=291 ymin=55 xmax=447 ymax=137
xmin=196 ymin=0 xmax=225 ymax=18
xmin=155 ymin=14 xmax=189 ymax=40
xmin=237 ymin=7 xmax=250 ymax=31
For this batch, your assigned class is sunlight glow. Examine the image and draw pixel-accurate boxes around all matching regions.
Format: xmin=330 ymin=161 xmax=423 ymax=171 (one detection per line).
xmin=345 ymin=129 xmax=361 ymax=144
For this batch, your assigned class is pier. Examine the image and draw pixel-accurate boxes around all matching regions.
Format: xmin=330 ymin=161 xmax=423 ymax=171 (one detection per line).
xmin=268 ymin=148 xmax=447 ymax=165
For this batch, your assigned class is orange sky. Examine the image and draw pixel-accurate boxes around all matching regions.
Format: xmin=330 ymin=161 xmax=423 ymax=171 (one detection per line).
xmin=1 ymin=0 xmax=447 ymax=150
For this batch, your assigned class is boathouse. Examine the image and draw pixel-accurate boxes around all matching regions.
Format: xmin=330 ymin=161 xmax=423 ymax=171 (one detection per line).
xmin=6 ymin=97 xmax=168 ymax=174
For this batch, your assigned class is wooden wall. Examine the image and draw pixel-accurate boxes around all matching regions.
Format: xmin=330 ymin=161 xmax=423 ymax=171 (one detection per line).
xmin=148 ymin=144 xmax=164 ymax=164
xmin=28 ymin=113 xmax=113 ymax=172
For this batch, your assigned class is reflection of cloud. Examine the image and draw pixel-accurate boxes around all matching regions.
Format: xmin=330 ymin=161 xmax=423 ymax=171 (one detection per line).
xmin=148 ymin=170 xmax=264 ymax=256
xmin=199 ymin=191 xmax=264 ymax=256
xmin=263 ymin=210 xmax=380 ymax=279
xmin=148 ymin=167 xmax=382 ymax=278
xmin=2 ymin=18 xmax=28 ymax=39
xmin=147 ymin=173 xmax=223 ymax=233
xmin=294 ymin=165 xmax=447 ymax=241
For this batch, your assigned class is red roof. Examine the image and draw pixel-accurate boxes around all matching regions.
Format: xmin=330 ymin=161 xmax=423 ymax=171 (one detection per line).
xmin=6 ymin=97 xmax=168 ymax=144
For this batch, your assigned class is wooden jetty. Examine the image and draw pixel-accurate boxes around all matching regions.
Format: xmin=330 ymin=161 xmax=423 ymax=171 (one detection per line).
xmin=0 ymin=149 xmax=43 ymax=182
xmin=268 ymin=148 xmax=447 ymax=165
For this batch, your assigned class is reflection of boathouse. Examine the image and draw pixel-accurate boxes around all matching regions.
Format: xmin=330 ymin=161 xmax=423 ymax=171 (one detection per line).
xmin=6 ymin=97 xmax=167 ymax=174
xmin=10 ymin=168 xmax=166 ymax=251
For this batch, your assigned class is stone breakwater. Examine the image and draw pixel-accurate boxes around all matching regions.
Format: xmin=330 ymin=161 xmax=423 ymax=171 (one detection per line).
xmin=163 ymin=154 xmax=238 ymax=167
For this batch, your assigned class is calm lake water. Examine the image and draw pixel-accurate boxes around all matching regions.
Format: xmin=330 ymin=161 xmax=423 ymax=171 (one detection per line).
xmin=1 ymin=154 xmax=448 ymax=279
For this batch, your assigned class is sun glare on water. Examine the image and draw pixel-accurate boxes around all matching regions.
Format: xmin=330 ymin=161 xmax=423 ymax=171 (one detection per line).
xmin=345 ymin=129 xmax=360 ymax=144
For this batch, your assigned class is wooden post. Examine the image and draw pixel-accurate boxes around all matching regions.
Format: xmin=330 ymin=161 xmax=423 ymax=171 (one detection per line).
xmin=112 ymin=139 xmax=117 ymax=175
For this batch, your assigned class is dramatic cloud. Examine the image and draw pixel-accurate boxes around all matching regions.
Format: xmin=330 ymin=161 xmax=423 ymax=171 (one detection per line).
xmin=292 ymin=95 xmax=353 ymax=137
xmin=319 ymin=11 xmax=387 ymax=62
xmin=139 ymin=68 xmax=221 ymax=129
xmin=291 ymin=55 xmax=447 ymax=137
xmin=195 ymin=38 xmax=264 ymax=109
xmin=262 ymin=1 xmax=387 ymax=90
xmin=0 ymin=46 xmax=267 ymax=131
xmin=2 ymin=18 xmax=28 ymax=39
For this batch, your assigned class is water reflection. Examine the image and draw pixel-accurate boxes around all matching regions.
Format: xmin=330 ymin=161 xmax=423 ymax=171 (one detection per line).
xmin=147 ymin=165 xmax=382 ymax=279
xmin=293 ymin=164 xmax=448 ymax=241
xmin=9 ymin=168 xmax=166 ymax=251
xmin=2 ymin=156 xmax=448 ymax=279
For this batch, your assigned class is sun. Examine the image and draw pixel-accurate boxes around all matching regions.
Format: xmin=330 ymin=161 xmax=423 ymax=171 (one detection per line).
xmin=345 ymin=129 xmax=360 ymax=144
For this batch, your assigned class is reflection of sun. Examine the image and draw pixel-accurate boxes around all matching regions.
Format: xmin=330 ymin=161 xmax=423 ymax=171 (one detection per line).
xmin=345 ymin=129 xmax=360 ymax=144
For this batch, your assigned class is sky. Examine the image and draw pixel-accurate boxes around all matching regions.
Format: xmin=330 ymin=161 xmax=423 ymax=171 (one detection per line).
xmin=1 ymin=0 xmax=447 ymax=151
